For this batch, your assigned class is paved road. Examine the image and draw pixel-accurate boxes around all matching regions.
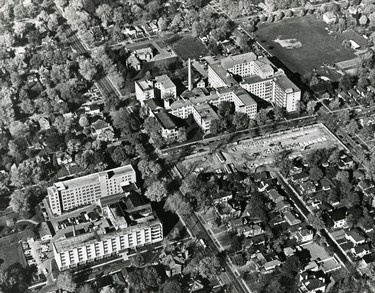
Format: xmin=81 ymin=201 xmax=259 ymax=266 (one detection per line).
xmin=275 ymin=173 xmax=352 ymax=268
xmin=182 ymin=212 xmax=250 ymax=293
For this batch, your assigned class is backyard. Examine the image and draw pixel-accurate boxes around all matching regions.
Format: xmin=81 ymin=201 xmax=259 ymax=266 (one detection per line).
xmin=255 ymin=16 xmax=366 ymax=76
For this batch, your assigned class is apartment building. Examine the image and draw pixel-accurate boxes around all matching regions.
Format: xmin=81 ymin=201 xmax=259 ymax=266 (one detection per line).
xmin=48 ymin=165 xmax=136 ymax=215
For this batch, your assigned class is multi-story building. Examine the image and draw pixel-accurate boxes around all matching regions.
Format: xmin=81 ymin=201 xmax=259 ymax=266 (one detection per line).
xmin=53 ymin=218 xmax=163 ymax=271
xmin=154 ymin=74 xmax=176 ymax=100
xmin=47 ymin=165 xmax=136 ymax=215
xmin=220 ymin=52 xmax=257 ymax=77
xmin=135 ymin=79 xmax=155 ymax=106
xmin=53 ymin=192 xmax=163 ymax=271
xmin=208 ymin=53 xmax=301 ymax=113
xmin=154 ymin=110 xmax=186 ymax=141
xmin=192 ymin=103 xmax=220 ymax=133
xmin=273 ymin=75 xmax=301 ymax=112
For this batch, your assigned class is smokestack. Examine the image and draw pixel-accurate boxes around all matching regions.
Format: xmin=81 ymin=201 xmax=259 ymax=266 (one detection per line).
xmin=188 ymin=58 xmax=192 ymax=91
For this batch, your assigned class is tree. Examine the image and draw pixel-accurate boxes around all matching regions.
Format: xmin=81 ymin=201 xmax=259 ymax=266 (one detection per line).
xmin=145 ymin=181 xmax=168 ymax=202
xmin=78 ymin=58 xmax=97 ymax=81
xmin=307 ymin=212 xmax=325 ymax=230
xmin=9 ymin=185 xmax=46 ymax=214
xmin=111 ymin=146 xmax=127 ymax=164
xmin=137 ymin=159 xmax=162 ymax=182
xmin=161 ymin=277 xmax=183 ymax=293
xmin=96 ymin=4 xmax=113 ymax=27
xmin=167 ymin=192 xmax=192 ymax=217
xmin=77 ymin=284 xmax=92 ymax=293
xmin=0 ymin=263 xmax=35 ymax=293
xmin=336 ymin=171 xmax=349 ymax=183
xmin=309 ymin=166 xmax=323 ymax=182
xmin=197 ymin=256 xmax=221 ymax=279
xmin=232 ymin=112 xmax=250 ymax=130
xmin=78 ymin=115 xmax=89 ymax=127
xmin=10 ymin=159 xmax=45 ymax=188
xmin=9 ymin=121 xmax=29 ymax=138
xmin=56 ymin=271 xmax=77 ymax=292
xmin=306 ymin=100 xmax=317 ymax=115
xmin=210 ymin=119 xmax=223 ymax=135
xmin=111 ymin=108 xmax=139 ymax=134
xmin=255 ymin=108 xmax=269 ymax=126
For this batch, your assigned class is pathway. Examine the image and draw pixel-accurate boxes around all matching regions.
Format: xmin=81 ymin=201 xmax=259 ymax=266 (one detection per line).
xmin=16 ymin=219 xmax=39 ymax=225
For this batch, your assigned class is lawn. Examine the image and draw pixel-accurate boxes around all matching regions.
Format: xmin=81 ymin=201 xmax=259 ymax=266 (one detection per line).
xmin=0 ymin=242 xmax=26 ymax=269
xmin=255 ymin=16 xmax=365 ymax=76
xmin=173 ymin=36 xmax=210 ymax=61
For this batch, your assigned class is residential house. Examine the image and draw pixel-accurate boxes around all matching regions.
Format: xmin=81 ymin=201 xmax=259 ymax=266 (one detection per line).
xmin=264 ymin=259 xmax=282 ymax=271
xmin=212 ymin=192 xmax=232 ymax=205
xmin=299 ymin=181 xmax=316 ymax=195
xmin=326 ymin=207 xmax=347 ymax=229
xmin=348 ymin=89 xmax=360 ymax=100
xmin=338 ymin=156 xmax=354 ymax=170
xmin=269 ymin=189 xmax=284 ymax=203
xmin=345 ymin=228 xmax=366 ymax=245
xmin=275 ymin=200 xmax=291 ymax=213
xmin=292 ymin=172 xmax=309 ymax=183
xmin=253 ymin=171 xmax=269 ymax=182
xmin=284 ymin=211 xmax=301 ymax=226
xmin=351 ymin=243 xmax=371 ymax=258
xmin=299 ymin=270 xmax=327 ymax=293
xmin=294 ymin=228 xmax=314 ymax=243
xmin=126 ymin=54 xmax=141 ymax=71
xmin=91 ymin=119 xmax=115 ymax=142
xmin=323 ymin=11 xmax=337 ymax=24
xmin=320 ymin=178 xmax=331 ymax=191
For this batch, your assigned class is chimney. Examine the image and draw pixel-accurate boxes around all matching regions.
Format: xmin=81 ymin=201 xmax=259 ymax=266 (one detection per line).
xmin=188 ymin=58 xmax=192 ymax=91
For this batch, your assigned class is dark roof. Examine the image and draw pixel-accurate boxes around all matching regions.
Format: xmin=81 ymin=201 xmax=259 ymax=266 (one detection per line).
xmin=154 ymin=110 xmax=184 ymax=130
xmin=292 ymin=172 xmax=309 ymax=180
xmin=144 ymin=98 xmax=164 ymax=111
xmin=328 ymin=207 xmax=347 ymax=222
xmin=354 ymin=243 xmax=370 ymax=254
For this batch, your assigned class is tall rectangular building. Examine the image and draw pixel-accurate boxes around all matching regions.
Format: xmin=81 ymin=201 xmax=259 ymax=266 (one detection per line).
xmin=52 ymin=217 xmax=163 ymax=271
xmin=48 ymin=165 xmax=136 ymax=215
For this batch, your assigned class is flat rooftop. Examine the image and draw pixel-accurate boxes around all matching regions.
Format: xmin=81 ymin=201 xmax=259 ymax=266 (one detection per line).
xmin=221 ymin=52 xmax=257 ymax=69
xmin=51 ymin=165 xmax=135 ymax=191
xmin=155 ymin=74 xmax=175 ymax=90
xmin=209 ymin=64 xmax=237 ymax=86
xmin=194 ymin=103 xmax=220 ymax=121
xmin=54 ymin=216 xmax=161 ymax=253
xmin=136 ymin=79 xmax=153 ymax=91
xmin=274 ymin=75 xmax=300 ymax=92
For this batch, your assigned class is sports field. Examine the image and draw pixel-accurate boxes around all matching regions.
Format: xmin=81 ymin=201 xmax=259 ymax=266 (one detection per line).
xmin=255 ymin=16 xmax=365 ymax=75
xmin=173 ymin=36 xmax=210 ymax=61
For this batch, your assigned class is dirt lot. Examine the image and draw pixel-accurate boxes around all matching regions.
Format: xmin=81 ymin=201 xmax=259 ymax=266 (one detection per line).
xmin=178 ymin=124 xmax=346 ymax=176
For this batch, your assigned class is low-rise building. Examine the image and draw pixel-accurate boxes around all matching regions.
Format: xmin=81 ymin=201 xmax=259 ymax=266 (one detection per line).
xmin=345 ymin=228 xmax=366 ymax=245
xmin=154 ymin=110 xmax=186 ymax=142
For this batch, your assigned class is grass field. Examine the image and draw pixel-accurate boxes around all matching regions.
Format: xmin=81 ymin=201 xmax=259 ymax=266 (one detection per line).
xmin=0 ymin=242 xmax=26 ymax=269
xmin=255 ymin=16 xmax=365 ymax=75
xmin=173 ymin=36 xmax=210 ymax=60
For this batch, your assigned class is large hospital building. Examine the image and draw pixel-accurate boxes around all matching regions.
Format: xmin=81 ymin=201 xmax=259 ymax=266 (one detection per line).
xmin=48 ymin=165 xmax=137 ymax=215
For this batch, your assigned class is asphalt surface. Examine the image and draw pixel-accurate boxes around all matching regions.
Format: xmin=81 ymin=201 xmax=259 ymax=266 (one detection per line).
xmin=182 ymin=212 xmax=250 ymax=293
xmin=275 ymin=173 xmax=352 ymax=269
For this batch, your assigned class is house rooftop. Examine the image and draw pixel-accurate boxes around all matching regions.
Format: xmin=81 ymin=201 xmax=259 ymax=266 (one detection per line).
xmin=328 ymin=207 xmax=347 ymax=222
